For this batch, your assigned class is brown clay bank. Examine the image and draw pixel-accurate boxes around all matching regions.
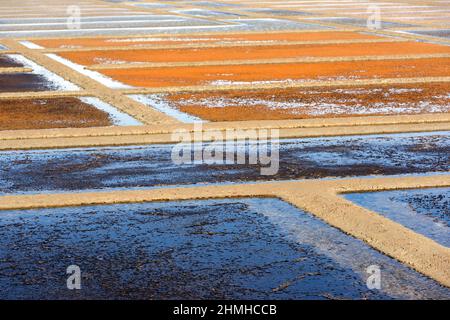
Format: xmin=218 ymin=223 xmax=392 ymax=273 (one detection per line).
xmin=143 ymin=83 xmax=450 ymax=121
xmin=100 ymin=58 xmax=450 ymax=88
xmin=59 ymin=41 xmax=450 ymax=66
xmin=32 ymin=31 xmax=382 ymax=49
xmin=0 ymin=97 xmax=113 ymax=130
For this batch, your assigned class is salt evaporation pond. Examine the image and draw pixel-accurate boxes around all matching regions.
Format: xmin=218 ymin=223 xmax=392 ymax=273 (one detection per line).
xmin=345 ymin=187 xmax=450 ymax=247
xmin=0 ymin=198 xmax=448 ymax=299
xmin=0 ymin=132 xmax=448 ymax=195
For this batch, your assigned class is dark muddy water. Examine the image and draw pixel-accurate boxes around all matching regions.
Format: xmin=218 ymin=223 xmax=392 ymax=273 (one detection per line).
xmin=0 ymin=73 xmax=61 ymax=92
xmin=0 ymin=198 xmax=448 ymax=299
xmin=0 ymin=132 xmax=448 ymax=195
xmin=345 ymin=187 xmax=450 ymax=247
xmin=0 ymin=55 xmax=23 ymax=68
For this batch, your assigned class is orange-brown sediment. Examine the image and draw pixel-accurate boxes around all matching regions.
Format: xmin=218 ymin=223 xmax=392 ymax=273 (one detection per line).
xmin=100 ymin=58 xmax=450 ymax=88
xmin=59 ymin=42 xmax=450 ymax=65
xmin=161 ymin=83 xmax=450 ymax=121
xmin=0 ymin=98 xmax=113 ymax=130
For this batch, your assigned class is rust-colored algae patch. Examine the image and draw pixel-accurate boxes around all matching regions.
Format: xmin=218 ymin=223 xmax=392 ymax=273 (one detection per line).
xmin=0 ymin=98 xmax=113 ymax=130
xmin=159 ymin=83 xmax=450 ymax=121
xmin=32 ymin=31 xmax=381 ymax=49
xmin=58 ymin=42 xmax=450 ymax=66
xmin=100 ymin=58 xmax=450 ymax=88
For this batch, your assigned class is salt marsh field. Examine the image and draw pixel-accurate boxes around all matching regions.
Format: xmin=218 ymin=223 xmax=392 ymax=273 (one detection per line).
xmin=0 ymin=0 xmax=449 ymax=301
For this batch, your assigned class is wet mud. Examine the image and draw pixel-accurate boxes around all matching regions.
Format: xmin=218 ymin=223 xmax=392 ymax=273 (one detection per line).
xmin=0 ymin=132 xmax=448 ymax=194
xmin=0 ymin=198 xmax=448 ymax=300
xmin=0 ymin=55 xmax=23 ymax=68
xmin=0 ymin=73 xmax=63 ymax=92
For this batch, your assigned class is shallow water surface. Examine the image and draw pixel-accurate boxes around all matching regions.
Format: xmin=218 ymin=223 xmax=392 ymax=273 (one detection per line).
xmin=0 ymin=132 xmax=448 ymax=195
xmin=345 ymin=187 xmax=450 ymax=247
xmin=0 ymin=198 xmax=448 ymax=299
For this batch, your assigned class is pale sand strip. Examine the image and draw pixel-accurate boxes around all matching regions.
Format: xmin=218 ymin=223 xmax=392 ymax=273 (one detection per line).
xmin=0 ymin=122 xmax=448 ymax=150
xmin=0 ymin=67 xmax=32 ymax=73
xmin=0 ymin=90 xmax=88 ymax=99
xmin=0 ymin=175 xmax=448 ymax=287
xmin=1 ymin=113 xmax=449 ymax=140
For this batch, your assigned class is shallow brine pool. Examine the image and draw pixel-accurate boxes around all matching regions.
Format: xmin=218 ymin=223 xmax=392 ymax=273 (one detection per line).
xmin=345 ymin=187 xmax=450 ymax=247
xmin=0 ymin=132 xmax=448 ymax=195
xmin=0 ymin=198 xmax=448 ymax=299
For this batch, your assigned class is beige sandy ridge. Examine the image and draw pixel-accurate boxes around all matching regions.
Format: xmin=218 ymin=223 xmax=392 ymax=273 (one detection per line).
xmin=0 ymin=174 xmax=448 ymax=287
xmin=0 ymin=121 xmax=448 ymax=150
xmin=0 ymin=90 xmax=87 ymax=100
xmin=0 ymin=67 xmax=32 ymax=73
xmin=1 ymin=113 xmax=449 ymax=140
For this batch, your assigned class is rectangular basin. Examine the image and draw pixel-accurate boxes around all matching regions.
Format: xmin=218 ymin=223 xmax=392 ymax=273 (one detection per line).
xmin=0 ymin=132 xmax=448 ymax=195
xmin=0 ymin=198 xmax=448 ymax=299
